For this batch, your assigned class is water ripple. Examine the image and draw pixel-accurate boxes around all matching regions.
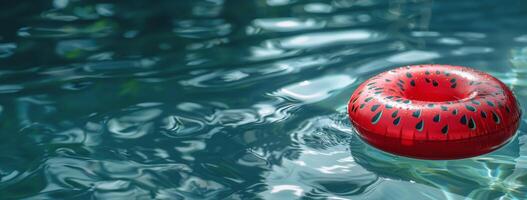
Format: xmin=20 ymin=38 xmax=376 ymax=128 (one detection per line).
xmin=17 ymin=20 xmax=116 ymax=39
xmin=276 ymin=29 xmax=385 ymax=49
xmin=173 ymin=19 xmax=232 ymax=39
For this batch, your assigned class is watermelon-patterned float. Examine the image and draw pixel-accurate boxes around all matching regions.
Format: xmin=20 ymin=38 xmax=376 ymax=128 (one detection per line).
xmin=348 ymin=65 xmax=521 ymax=160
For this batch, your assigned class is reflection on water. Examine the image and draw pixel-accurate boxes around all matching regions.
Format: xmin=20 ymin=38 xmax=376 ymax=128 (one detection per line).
xmin=0 ymin=0 xmax=526 ymax=199
xmin=276 ymin=75 xmax=356 ymax=103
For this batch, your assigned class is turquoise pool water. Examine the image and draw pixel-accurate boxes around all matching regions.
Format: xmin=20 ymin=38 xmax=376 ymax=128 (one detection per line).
xmin=0 ymin=0 xmax=526 ymax=199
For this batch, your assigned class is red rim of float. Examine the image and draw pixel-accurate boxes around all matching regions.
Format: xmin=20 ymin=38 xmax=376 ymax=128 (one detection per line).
xmin=347 ymin=64 xmax=521 ymax=160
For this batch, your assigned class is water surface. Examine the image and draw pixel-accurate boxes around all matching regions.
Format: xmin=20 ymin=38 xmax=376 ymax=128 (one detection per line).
xmin=0 ymin=0 xmax=527 ymax=199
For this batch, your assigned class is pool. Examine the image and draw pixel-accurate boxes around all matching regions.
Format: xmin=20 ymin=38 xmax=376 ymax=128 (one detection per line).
xmin=0 ymin=0 xmax=526 ymax=199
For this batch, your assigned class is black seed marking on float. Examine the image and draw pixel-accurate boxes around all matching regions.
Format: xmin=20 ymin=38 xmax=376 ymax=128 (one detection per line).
xmin=441 ymin=125 xmax=449 ymax=134
xmin=410 ymin=80 xmax=416 ymax=86
xmin=385 ymin=104 xmax=393 ymax=109
xmin=470 ymin=81 xmax=475 ymax=85
xmin=468 ymin=118 xmax=476 ymax=130
xmin=481 ymin=111 xmax=487 ymax=118
xmin=375 ymin=87 xmax=383 ymax=91
xmin=435 ymin=70 xmax=440 ymax=74
xmin=487 ymin=101 xmax=495 ymax=107
xmin=386 ymin=96 xmax=394 ymax=99
xmin=492 ymin=111 xmax=501 ymax=124
xmin=375 ymin=91 xmax=382 ymax=94
xmin=352 ymin=98 xmax=359 ymax=103
xmin=427 ymin=104 xmax=435 ymax=108
xmin=365 ymin=97 xmax=373 ymax=102
xmin=450 ymin=78 xmax=457 ymax=83
xmin=506 ymin=106 xmax=511 ymax=113
xmin=393 ymin=117 xmax=401 ymax=125
xmin=397 ymin=83 xmax=403 ymax=88
xmin=406 ymin=72 xmax=412 ymax=78
xmin=445 ymin=71 xmax=450 ymax=76
xmin=385 ymin=79 xmax=391 ymax=82
xmin=416 ymin=120 xmax=424 ymax=131
xmin=471 ymin=100 xmax=480 ymax=105
xmin=440 ymin=106 xmax=447 ymax=111
xmin=465 ymin=105 xmax=476 ymax=112
xmin=396 ymin=99 xmax=403 ymax=103
xmin=403 ymin=100 xmax=411 ymax=104
xmin=412 ymin=110 xmax=421 ymax=118
xmin=425 ymin=78 xmax=431 ymax=83
xmin=425 ymin=70 xmax=430 ymax=75
xmin=451 ymin=83 xmax=457 ymax=88
xmin=398 ymin=79 xmax=404 ymax=84
xmin=367 ymin=82 xmax=375 ymax=86
xmin=432 ymin=80 xmax=439 ymax=87
xmin=360 ymin=104 xmax=365 ymax=109
xmin=433 ymin=114 xmax=440 ymax=122
xmin=452 ymin=109 xmax=458 ymax=115
xmin=371 ymin=111 xmax=383 ymax=124
xmin=392 ymin=110 xmax=399 ymax=118
xmin=371 ymin=104 xmax=380 ymax=112
xmin=460 ymin=115 xmax=467 ymax=125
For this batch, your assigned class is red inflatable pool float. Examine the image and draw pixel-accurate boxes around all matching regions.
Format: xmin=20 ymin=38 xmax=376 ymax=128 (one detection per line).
xmin=348 ymin=65 xmax=521 ymax=160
